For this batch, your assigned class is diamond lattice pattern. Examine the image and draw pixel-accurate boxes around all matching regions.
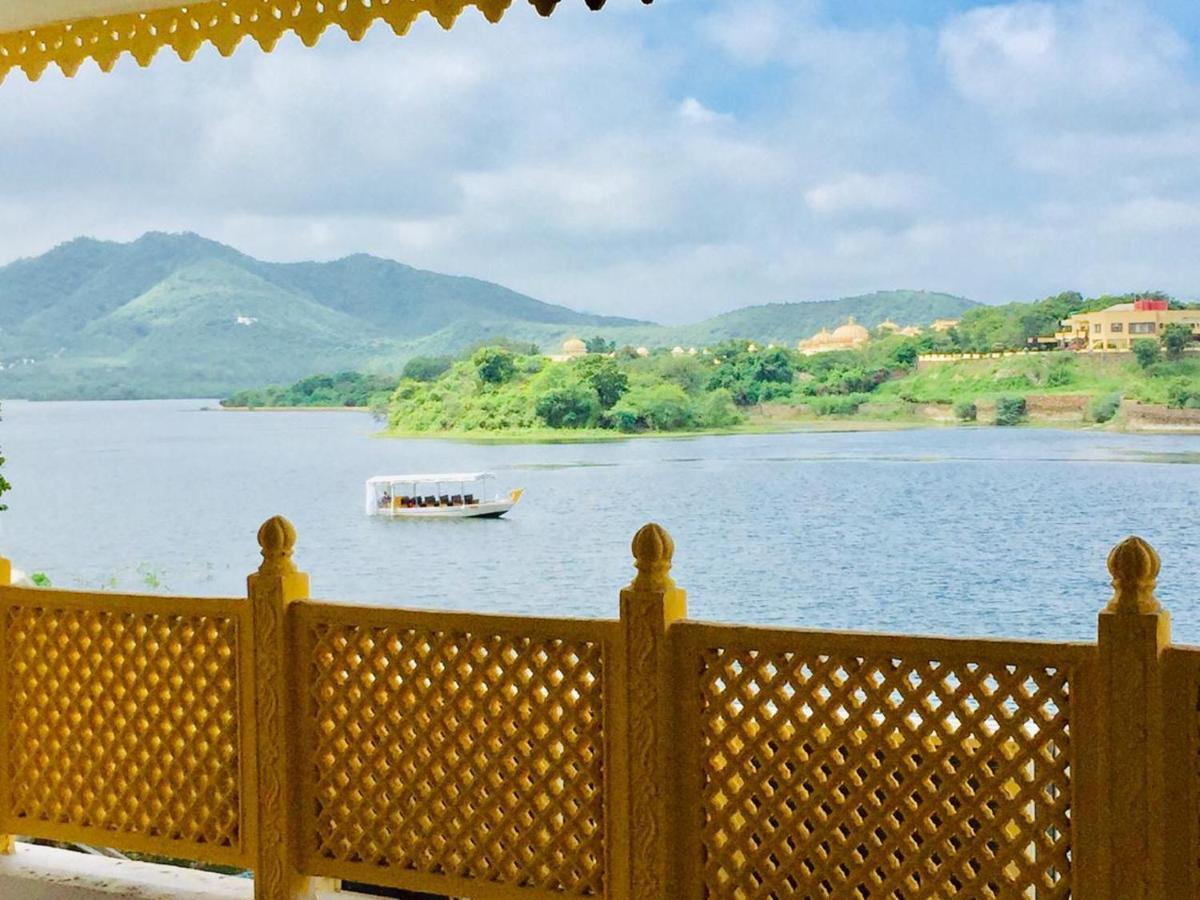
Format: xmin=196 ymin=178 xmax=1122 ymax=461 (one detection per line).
xmin=4 ymin=606 xmax=242 ymax=851
xmin=306 ymin=623 xmax=607 ymax=895
xmin=697 ymin=649 xmax=1073 ymax=898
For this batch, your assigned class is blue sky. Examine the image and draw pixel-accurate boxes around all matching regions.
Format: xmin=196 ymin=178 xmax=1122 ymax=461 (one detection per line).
xmin=2 ymin=0 xmax=1200 ymax=322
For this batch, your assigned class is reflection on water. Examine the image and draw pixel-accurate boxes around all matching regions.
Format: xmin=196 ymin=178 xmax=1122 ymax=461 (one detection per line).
xmin=509 ymin=462 xmax=622 ymax=470
xmin=1113 ymin=450 xmax=1200 ymax=465
xmin=1 ymin=399 xmax=1199 ymax=643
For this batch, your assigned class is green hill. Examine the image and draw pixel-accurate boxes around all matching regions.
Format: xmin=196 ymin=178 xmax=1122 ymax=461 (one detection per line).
xmin=390 ymin=291 xmax=979 ymax=361
xmin=654 ymin=291 xmax=978 ymax=347
xmin=0 ymin=233 xmax=643 ymax=399
xmin=0 ymin=233 xmax=979 ymax=399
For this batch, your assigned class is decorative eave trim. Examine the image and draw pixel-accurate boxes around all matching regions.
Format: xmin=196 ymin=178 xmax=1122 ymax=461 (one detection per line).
xmin=0 ymin=0 xmax=649 ymax=84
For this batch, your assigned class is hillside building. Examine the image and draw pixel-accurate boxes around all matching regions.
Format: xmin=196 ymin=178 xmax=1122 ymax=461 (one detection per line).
xmin=547 ymin=337 xmax=590 ymax=362
xmin=878 ymin=320 xmax=924 ymax=338
xmin=1054 ymin=299 xmax=1200 ymax=350
xmin=797 ymin=317 xmax=871 ymax=355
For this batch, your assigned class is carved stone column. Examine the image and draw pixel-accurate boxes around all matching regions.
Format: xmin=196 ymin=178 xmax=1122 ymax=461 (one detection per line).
xmin=620 ymin=523 xmax=687 ymax=900
xmin=1098 ymin=536 xmax=1168 ymax=899
xmin=248 ymin=516 xmax=330 ymax=900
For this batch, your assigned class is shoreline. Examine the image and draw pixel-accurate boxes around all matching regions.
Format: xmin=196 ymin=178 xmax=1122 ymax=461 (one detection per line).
xmin=218 ymin=404 xmax=374 ymax=413
xmin=216 ymin=403 xmax=1200 ymax=439
xmin=374 ymin=419 xmax=1200 ymax=442
xmin=375 ymin=419 xmax=926 ymax=444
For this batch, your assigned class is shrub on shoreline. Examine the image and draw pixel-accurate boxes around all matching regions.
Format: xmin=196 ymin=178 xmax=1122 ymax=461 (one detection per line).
xmin=1089 ymin=394 xmax=1121 ymax=423
xmin=994 ymin=396 xmax=1027 ymax=426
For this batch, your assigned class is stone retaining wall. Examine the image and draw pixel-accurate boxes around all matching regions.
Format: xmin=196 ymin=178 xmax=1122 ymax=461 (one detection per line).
xmin=1125 ymin=403 xmax=1200 ymax=431
xmin=1026 ymin=394 xmax=1089 ymax=422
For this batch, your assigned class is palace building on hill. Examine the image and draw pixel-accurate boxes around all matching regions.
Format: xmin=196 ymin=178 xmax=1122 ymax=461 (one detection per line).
xmin=797 ymin=317 xmax=871 ymax=355
xmin=1053 ymin=299 xmax=1200 ymax=351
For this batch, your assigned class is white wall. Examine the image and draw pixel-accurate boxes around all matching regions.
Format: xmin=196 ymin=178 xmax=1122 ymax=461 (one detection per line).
xmin=0 ymin=843 xmax=251 ymax=900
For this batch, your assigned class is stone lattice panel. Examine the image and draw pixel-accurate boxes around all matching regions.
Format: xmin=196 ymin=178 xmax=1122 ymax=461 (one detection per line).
xmin=696 ymin=649 xmax=1073 ymax=898
xmin=305 ymin=622 xmax=607 ymax=895
xmin=4 ymin=605 xmax=243 ymax=853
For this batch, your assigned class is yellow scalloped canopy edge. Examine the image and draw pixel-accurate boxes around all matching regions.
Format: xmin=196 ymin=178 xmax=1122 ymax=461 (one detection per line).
xmin=0 ymin=0 xmax=644 ymax=83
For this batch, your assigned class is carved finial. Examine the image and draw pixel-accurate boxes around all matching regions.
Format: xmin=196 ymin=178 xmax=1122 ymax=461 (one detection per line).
xmin=257 ymin=516 xmax=297 ymax=574
xmin=631 ymin=523 xmax=675 ymax=592
xmin=1106 ymin=536 xmax=1162 ymax=614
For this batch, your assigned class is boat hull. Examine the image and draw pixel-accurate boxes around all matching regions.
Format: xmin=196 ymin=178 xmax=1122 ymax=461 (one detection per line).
xmin=373 ymin=499 xmax=517 ymax=519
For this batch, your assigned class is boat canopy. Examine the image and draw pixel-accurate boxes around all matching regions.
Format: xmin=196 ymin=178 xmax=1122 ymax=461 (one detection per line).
xmin=367 ymin=473 xmax=494 ymax=485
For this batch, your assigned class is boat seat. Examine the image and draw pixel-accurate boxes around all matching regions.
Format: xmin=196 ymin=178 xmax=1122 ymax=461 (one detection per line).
xmin=425 ymin=495 xmax=437 ymax=506
xmin=451 ymin=495 xmax=463 ymax=505
xmin=465 ymin=494 xmax=476 ymax=505
xmin=439 ymin=495 xmax=451 ymax=506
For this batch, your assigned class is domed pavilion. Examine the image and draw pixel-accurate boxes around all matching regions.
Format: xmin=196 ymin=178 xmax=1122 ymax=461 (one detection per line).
xmin=797 ymin=317 xmax=871 ymax=355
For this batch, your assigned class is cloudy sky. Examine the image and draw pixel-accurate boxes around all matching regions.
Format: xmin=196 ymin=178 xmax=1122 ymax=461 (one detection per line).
xmin=2 ymin=0 xmax=1199 ymax=322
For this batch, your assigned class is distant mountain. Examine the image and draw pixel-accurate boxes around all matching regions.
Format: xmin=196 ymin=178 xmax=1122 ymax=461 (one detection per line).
xmin=0 ymin=233 xmax=641 ymax=399
xmin=0 ymin=234 xmax=979 ymax=399
xmin=400 ymin=291 xmax=981 ymax=359
xmin=654 ymin=291 xmax=979 ymax=348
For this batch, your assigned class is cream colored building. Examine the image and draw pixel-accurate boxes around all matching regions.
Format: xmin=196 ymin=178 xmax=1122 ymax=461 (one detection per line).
xmin=878 ymin=320 xmax=924 ymax=338
xmin=548 ymin=337 xmax=589 ymax=363
xmin=1056 ymin=300 xmax=1200 ymax=350
xmin=797 ymin=317 xmax=870 ymax=355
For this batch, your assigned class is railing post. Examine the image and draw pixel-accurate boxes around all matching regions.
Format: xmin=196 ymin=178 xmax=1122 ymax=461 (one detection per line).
xmin=620 ymin=523 xmax=686 ymax=900
xmin=1098 ymin=536 xmax=1168 ymax=899
xmin=248 ymin=517 xmax=327 ymax=900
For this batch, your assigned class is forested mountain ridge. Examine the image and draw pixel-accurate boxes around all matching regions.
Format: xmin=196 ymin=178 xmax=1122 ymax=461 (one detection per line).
xmin=0 ymin=232 xmax=642 ymax=398
xmin=0 ymin=233 xmax=977 ymax=399
xmin=650 ymin=291 xmax=977 ymax=347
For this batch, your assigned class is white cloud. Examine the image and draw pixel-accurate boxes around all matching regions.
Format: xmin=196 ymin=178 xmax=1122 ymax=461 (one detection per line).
xmin=1100 ymin=197 xmax=1200 ymax=234
xmin=1 ymin=1 xmax=1200 ymax=325
xmin=457 ymin=160 xmax=669 ymax=236
xmin=699 ymin=0 xmax=800 ymax=65
xmin=1015 ymin=123 xmax=1200 ymax=179
xmin=805 ymin=173 xmax=927 ymax=216
xmin=940 ymin=1 xmax=1193 ymax=122
xmin=678 ymin=97 xmax=729 ymax=125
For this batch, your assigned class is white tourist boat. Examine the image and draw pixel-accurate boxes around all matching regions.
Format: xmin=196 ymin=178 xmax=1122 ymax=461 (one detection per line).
xmin=365 ymin=473 xmax=523 ymax=519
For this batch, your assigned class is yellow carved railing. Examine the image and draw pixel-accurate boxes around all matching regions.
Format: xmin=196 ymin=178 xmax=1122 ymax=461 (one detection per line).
xmin=0 ymin=519 xmax=1194 ymax=898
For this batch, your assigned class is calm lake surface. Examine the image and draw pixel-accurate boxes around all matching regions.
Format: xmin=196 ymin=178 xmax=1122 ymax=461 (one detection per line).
xmin=2 ymin=399 xmax=1199 ymax=643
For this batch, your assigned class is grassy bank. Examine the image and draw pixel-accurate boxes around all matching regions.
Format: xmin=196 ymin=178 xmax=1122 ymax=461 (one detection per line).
xmin=223 ymin=337 xmax=1200 ymax=438
xmin=380 ymin=417 xmax=922 ymax=443
xmin=877 ymin=352 xmax=1169 ymax=404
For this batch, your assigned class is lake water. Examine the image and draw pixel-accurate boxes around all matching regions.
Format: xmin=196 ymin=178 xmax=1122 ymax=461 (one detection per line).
xmin=1 ymin=399 xmax=1199 ymax=643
